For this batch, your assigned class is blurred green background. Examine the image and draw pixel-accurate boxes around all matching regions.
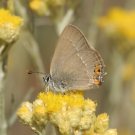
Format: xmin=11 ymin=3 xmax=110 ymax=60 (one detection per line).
xmin=0 ymin=0 xmax=135 ymax=135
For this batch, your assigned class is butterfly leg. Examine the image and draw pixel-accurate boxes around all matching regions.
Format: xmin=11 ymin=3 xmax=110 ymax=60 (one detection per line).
xmin=45 ymin=85 xmax=50 ymax=92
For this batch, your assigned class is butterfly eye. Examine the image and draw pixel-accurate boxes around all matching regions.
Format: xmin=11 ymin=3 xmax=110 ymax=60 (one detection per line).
xmin=43 ymin=75 xmax=50 ymax=83
xmin=43 ymin=77 xmax=45 ymax=82
xmin=46 ymin=76 xmax=50 ymax=82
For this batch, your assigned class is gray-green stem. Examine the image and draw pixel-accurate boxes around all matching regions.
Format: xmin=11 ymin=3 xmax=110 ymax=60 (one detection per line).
xmin=88 ymin=0 xmax=104 ymax=46
xmin=0 ymin=41 xmax=14 ymax=135
xmin=109 ymin=51 xmax=124 ymax=126
xmin=0 ymin=58 xmax=7 ymax=135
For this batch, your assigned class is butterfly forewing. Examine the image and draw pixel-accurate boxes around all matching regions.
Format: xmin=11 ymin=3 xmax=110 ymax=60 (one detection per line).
xmin=50 ymin=25 xmax=105 ymax=91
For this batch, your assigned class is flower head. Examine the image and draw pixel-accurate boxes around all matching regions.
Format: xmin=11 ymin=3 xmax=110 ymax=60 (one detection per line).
xmin=29 ymin=0 xmax=48 ymax=15
xmin=17 ymin=91 xmax=117 ymax=135
xmin=94 ymin=113 xmax=109 ymax=133
xmin=98 ymin=7 xmax=135 ymax=53
xmin=0 ymin=9 xmax=23 ymax=43
xmin=38 ymin=91 xmax=85 ymax=113
xmin=32 ymin=99 xmax=48 ymax=124
xmin=29 ymin=0 xmax=65 ymax=16
xmin=17 ymin=102 xmax=32 ymax=124
xmin=99 ymin=8 xmax=135 ymax=40
xmin=29 ymin=0 xmax=79 ymax=20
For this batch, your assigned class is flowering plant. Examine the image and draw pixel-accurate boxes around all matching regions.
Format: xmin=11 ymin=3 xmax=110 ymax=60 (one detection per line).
xmin=17 ymin=91 xmax=117 ymax=135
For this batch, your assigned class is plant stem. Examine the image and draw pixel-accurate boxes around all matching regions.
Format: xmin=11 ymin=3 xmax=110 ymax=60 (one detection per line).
xmin=0 ymin=41 xmax=13 ymax=135
xmin=109 ymin=51 xmax=123 ymax=126
xmin=54 ymin=126 xmax=61 ymax=135
xmin=0 ymin=61 xmax=7 ymax=135
xmin=56 ymin=9 xmax=74 ymax=35
xmin=88 ymin=0 xmax=104 ymax=46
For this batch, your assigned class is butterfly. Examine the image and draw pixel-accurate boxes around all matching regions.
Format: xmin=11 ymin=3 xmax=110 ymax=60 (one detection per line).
xmin=29 ymin=24 xmax=105 ymax=92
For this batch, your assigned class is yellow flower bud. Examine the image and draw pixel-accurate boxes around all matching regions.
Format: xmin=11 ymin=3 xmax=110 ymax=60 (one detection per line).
xmin=29 ymin=0 xmax=49 ymax=15
xmin=94 ymin=113 xmax=109 ymax=133
xmin=68 ymin=108 xmax=82 ymax=128
xmin=32 ymin=99 xmax=48 ymax=125
xmin=84 ymin=99 xmax=97 ymax=114
xmin=0 ymin=9 xmax=23 ymax=43
xmin=104 ymin=129 xmax=117 ymax=135
xmin=17 ymin=102 xmax=32 ymax=124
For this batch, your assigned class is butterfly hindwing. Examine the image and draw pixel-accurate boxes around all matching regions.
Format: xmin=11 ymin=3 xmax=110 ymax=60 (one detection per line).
xmin=50 ymin=25 xmax=105 ymax=91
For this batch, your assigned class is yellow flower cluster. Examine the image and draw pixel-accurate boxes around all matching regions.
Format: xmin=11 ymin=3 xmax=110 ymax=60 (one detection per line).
xmin=17 ymin=91 xmax=117 ymax=135
xmin=0 ymin=9 xmax=23 ymax=43
xmin=29 ymin=0 xmax=65 ymax=16
xmin=29 ymin=0 xmax=48 ymax=15
xmin=99 ymin=7 xmax=135 ymax=40
xmin=99 ymin=7 xmax=135 ymax=53
xmin=84 ymin=114 xmax=117 ymax=135
xmin=29 ymin=0 xmax=79 ymax=18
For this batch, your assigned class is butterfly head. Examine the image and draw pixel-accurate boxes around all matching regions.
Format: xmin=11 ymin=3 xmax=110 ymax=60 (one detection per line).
xmin=43 ymin=74 xmax=52 ymax=84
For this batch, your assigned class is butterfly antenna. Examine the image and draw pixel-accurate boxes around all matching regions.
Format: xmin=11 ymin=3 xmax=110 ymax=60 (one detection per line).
xmin=28 ymin=70 xmax=45 ymax=75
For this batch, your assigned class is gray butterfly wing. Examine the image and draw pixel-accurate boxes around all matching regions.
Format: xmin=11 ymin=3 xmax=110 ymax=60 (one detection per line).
xmin=50 ymin=25 xmax=105 ymax=91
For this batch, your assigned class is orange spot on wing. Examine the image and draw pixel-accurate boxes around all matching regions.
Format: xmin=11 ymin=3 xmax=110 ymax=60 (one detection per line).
xmin=93 ymin=64 xmax=103 ymax=85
